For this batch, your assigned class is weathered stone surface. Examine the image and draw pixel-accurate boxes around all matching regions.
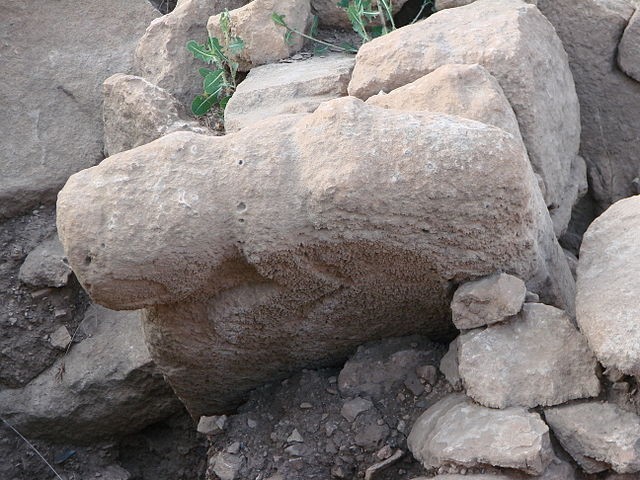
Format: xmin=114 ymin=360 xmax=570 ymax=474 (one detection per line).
xmin=366 ymin=63 xmax=522 ymax=141
xmin=451 ymin=273 xmax=526 ymax=329
xmin=551 ymin=155 xmax=588 ymax=237
xmin=0 ymin=305 xmax=179 ymax=441
xmin=57 ymin=97 xmax=574 ymax=415
xmin=18 ymin=233 xmax=72 ymax=288
xmin=337 ymin=336 xmax=442 ymax=400
xmin=0 ymin=0 xmax=158 ymax=219
xmin=408 ymin=394 xmax=553 ymax=475
xmin=619 ymin=10 xmax=640 ymax=85
xmin=311 ymin=0 xmax=409 ymax=28
xmin=459 ymin=303 xmax=600 ymax=408
xmin=577 ymin=195 xmax=640 ymax=376
xmin=545 ymin=401 xmax=640 ymax=474
xmin=103 ymin=74 xmax=207 ymax=157
xmin=537 ymin=0 xmax=640 ymax=210
xmin=134 ymin=0 xmax=249 ymax=104
xmin=435 ymin=0 xmax=477 ymax=9
xmin=224 ymin=54 xmax=354 ymax=133
xmin=349 ymin=0 xmax=582 ymax=232
xmin=208 ymin=0 xmax=312 ymax=72
xmin=429 ymin=457 xmax=575 ymax=478
xmin=439 ymin=338 xmax=462 ymax=389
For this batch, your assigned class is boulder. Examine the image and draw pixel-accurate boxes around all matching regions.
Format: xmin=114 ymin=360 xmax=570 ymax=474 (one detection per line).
xmin=103 ymin=73 xmax=207 ymax=156
xmin=545 ymin=401 xmax=640 ymax=474
xmin=407 ymin=394 xmax=553 ymax=475
xmin=537 ymin=0 xmax=640 ymax=211
xmin=207 ymin=0 xmax=312 ymax=72
xmin=18 ymin=233 xmax=72 ymax=288
xmin=134 ymin=0 xmax=249 ymax=105
xmin=619 ymin=9 xmax=640 ymax=82
xmin=311 ymin=0 xmax=409 ymax=28
xmin=0 ymin=305 xmax=179 ymax=442
xmin=577 ymin=195 xmax=640 ymax=376
xmin=57 ymin=97 xmax=574 ymax=416
xmin=458 ymin=303 xmax=600 ymax=408
xmin=450 ymin=273 xmax=526 ymax=330
xmin=348 ymin=0 xmax=582 ymax=235
xmin=224 ymin=54 xmax=355 ymax=133
xmin=0 ymin=0 xmax=158 ymax=219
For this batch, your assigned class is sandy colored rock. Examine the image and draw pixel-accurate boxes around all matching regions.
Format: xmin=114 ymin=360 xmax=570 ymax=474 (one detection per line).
xmin=311 ymin=0 xmax=409 ymax=28
xmin=0 ymin=305 xmax=179 ymax=442
xmin=459 ymin=303 xmax=600 ymax=408
xmin=57 ymin=97 xmax=574 ymax=415
xmin=134 ymin=0 xmax=248 ymax=105
xmin=208 ymin=0 xmax=312 ymax=72
xmin=348 ymin=0 xmax=582 ymax=233
xmin=408 ymin=394 xmax=553 ymax=475
xmin=18 ymin=233 xmax=72 ymax=288
xmin=545 ymin=401 xmax=640 ymax=474
xmin=451 ymin=273 xmax=526 ymax=329
xmin=577 ymin=196 xmax=640 ymax=376
xmin=0 ymin=0 xmax=158 ymax=220
xmin=224 ymin=54 xmax=354 ymax=132
xmin=619 ymin=10 xmax=640 ymax=83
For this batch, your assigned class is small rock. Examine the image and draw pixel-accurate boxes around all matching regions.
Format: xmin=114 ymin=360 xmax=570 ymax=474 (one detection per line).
xmin=247 ymin=418 xmax=257 ymax=428
xmin=439 ymin=339 xmax=462 ymax=390
xmin=284 ymin=444 xmax=309 ymax=457
xmin=197 ymin=414 xmax=227 ymax=435
xmin=299 ymin=402 xmax=313 ymax=409
xmin=18 ymin=234 xmax=73 ymax=288
xmin=416 ymin=365 xmax=438 ymax=385
xmin=212 ymin=452 xmax=244 ymax=480
xmin=227 ymin=442 xmax=241 ymax=454
xmin=404 ymin=373 xmax=424 ymax=396
xmin=287 ymin=429 xmax=304 ymax=443
xmin=49 ymin=326 xmax=72 ymax=350
xmin=525 ymin=291 xmax=540 ymax=303
xmin=341 ymin=397 xmax=374 ymax=423
xmin=376 ymin=445 xmax=393 ymax=460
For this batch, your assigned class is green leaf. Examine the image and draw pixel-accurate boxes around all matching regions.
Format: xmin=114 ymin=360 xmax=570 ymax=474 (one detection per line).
xmin=203 ymin=70 xmax=226 ymax=95
xmin=284 ymin=30 xmax=296 ymax=46
xmin=228 ymin=36 xmax=245 ymax=55
xmin=219 ymin=95 xmax=231 ymax=110
xmin=191 ymin=94 xmax=218 ymax=116
xmin=187 ymin=40 xmax=216 ymax=64
xmin=271 ymin=12 xmax=287 ymax=27
xmin=310 ymin=15 xmax=320 ymax=38
xmin=370 ymin=25 xmax=384 ymax=38
xmin=336 ymin=0 xmax=349 ymax=7
xmin=339 ymin=41 xmax=358 ymax=53
xmin=313 ymin=45 xmax=329 ymax=55
xmin=199 ymin=67 xmax=216 ymax=78
xmin=207 ymin=37 xmax=228 ymax=62
xmin=220 ymin=10 xmax=231 ymax=38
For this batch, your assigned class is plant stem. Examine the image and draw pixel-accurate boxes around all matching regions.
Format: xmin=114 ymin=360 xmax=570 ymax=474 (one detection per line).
xmin=284 ymin=26 xmax=357 ymax=52
xmin=411 ymin=0 xmax=431 ymax=24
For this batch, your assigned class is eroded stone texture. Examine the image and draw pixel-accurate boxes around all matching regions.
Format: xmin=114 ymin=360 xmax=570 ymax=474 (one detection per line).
xmin=451 ymin=273 xmax=526 ymax=329
xmin=577 ymin=196 xmax=640 ymax=376
xmin=459 ymin=303 xmax=600 ymax=408
xmin=408 ymin=394 xmax=553 ymax=475
xmin=103 ymin=73 xmax=207 ymax=156
xmin=0 ymin=306 xmax=179 ymax=442
xmin=545 ymin=401 xmax=640 ymax=474
xmin=57 ymin=98 xmax=573 ymax=415
xmin=224 ymin=54 xmax=355 ymax=133
xmin=619 ymin=9 xmax=640 ymax=83
xmin=348 ymin=0 xmax=582 ymax=234
xmin=0 ymin=0 xmax=158 ymax=219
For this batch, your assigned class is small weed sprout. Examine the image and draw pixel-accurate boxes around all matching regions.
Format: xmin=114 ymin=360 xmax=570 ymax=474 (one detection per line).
xmin=186 ymin=10 xmax=244 ymax=116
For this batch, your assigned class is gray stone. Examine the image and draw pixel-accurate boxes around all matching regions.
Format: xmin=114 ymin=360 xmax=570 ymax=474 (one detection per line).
xmin=459 ymin=303 xmax=600 ymax=409
xmin=18 ymin=233 xmax=72 ymax=288
xmin=224 ymin=54 xmax=355 ymax=133
xmin=134 ymin=0 xmax=249 ymax=105
xmin=56 ymin=97 xmax=574 ymax=416
xmin=439 ymin=338 xmax=461 ymax=390
xmin=577 ymin=195 xmax=640 ymax=376
xmin=48 ymin=326 xmax=72 ymax=350
xmin=287 ymin=429 xmax=304 ymax=443
xmin=451 ymin=273 xmax=526 ymax=329
xmin=545 ymin=401 xmax=640 ymax=474
xmin=348 ymin=0 xmax=582 ymax=231
xmin=341 ymin=397 xmax=373 ymax=423
xmin=212 ymin=451 xmax=244 ymax=480
xmin=0 ymin=305 xmax=179 ymax=441
xmin=416 ymin=365 xmax=438 ymax=385
xmin=103 ymin=74 xmax=207 ymax=157
xmin=408 ymin=394 xmax=553 ymax=475
xmin=0 ymin=0 xmax=158 ymax=219
xmin=197 ymin=414 xmax=227 ymax=435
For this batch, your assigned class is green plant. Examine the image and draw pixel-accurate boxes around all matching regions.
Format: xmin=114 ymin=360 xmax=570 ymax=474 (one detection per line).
xmin=186 ymin=10 xmax=244 ymax=116
xmin=272 ymin=13 xmax=358 ymax=53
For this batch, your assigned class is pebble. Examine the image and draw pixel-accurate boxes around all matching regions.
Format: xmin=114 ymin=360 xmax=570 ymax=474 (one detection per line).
xmin=287 ymin=429 xmax=304 ymax=443
xmin=247 ymin=418 xmax=257 ymax=428
xmin=227 ymin=442 xmax=241 ymax=454
xmin=299 ymin=402 xmax=313 ymax=409
xmin=341 ymin=397 xmax=373 ymax=423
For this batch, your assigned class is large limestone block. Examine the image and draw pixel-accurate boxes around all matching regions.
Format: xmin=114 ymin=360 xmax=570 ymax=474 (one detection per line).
xmin=618 ymin=9 xmax=640 ymax=82
xmin=545 ymin=401 xmax=640 ymax=474
xmin=0 ymin=0 xmax=158 ymax=220
xmin=408 ymin=394 xmax=553 ymax=475
xmin=459 ymin=303 xmax=600 ymax=409
xmin=537 ymin=0 xmax=640 ymax=210
xmin=577 ymin=195 xmax=640 ymax=376
xmin=224 ymin=54 xmax=355 ymax=133
xmin=134 ymin=0 xmax=249 ymax=105
xmin=348 ymin=0 xmax=582 ymax=233
xmin=0 ymin=306 xmax=179 ymax=442
xmin=311 ymin=0 xmax=409 ymax=28
xmin=207 ymin=0 xmax=312 ymax=72
xmin=103 ymin=74 xmax=207 ymax=156
xmin=57 ymin=97 xmax=574 ymax=415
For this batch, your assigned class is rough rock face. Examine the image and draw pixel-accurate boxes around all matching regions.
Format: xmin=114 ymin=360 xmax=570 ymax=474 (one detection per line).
xmin=439 ymin=338 xmax=462 ymax=390
xmin=348 ymin=0 xmax=582 ymax=234
xmin=224 ymin=54 xmax=355 ymax=133
xmin=537 ymin=0 xmax=640 ymax=210
xmin=311 ymin=0 xmax=409 ymax=28
xmin=103 ymin=74 xmax=207 ymax=156
xmin=366 ymin=63 xmax=522 ymax=141
xmin=619 ymin=9 xmax=640 ymax=82
xmin=0 ymin=0 xmax=158 ymax=219
xmin=458 ymin=303 xmax=600 ymax=409
xmin=577 ymin=195 xmax=640 ymax=376
xmin=18 ymin=233 xmax=72 ymax=288
xmin=57 ymin=97 xmax=574 ymax=415
xmin=545 ymin=401 xmax=640 ymax=474
xmin=450 ymin=273 xmax=526 ymax=330
xmin=134 ymin=0 xmax=249 ymax=105
xmin=207 ymin=0 xmax=312 ymax=72
xmin=408 ymin=394 xmax=553 ymax=475
xmin=0 ymin=306 xmax=179 ymax=442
